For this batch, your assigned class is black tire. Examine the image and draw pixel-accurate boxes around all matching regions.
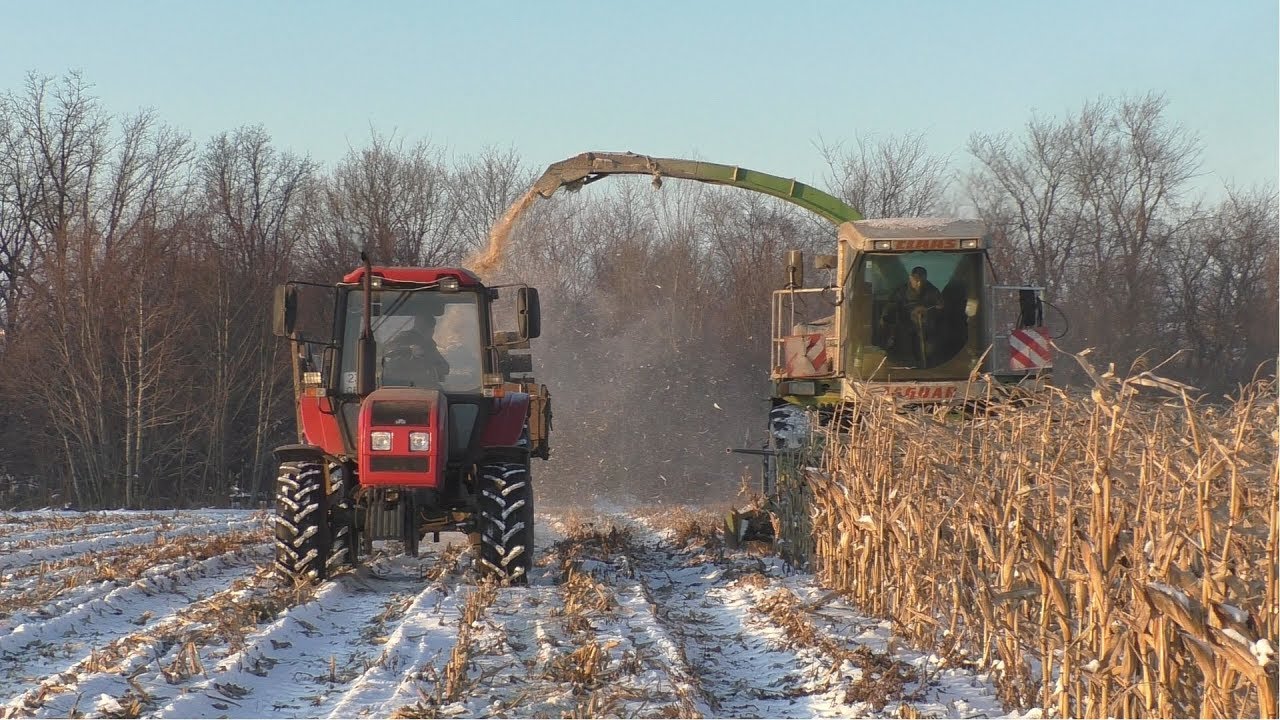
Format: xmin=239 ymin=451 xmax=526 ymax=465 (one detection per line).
xmin=768 ymin=404 xmax=810 ymax=450
xmin=275 ymin=461 xmax=351 ymax=583
xmin=760 ymin=405 xmax=810 ymax=495
xmin=476 ymin=462 xmax=534 ymax=584
xmin=326 ymin=466 xmax=355 ymax=575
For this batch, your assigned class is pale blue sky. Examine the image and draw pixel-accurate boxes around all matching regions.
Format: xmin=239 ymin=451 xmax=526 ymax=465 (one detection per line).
xmin=3 ymin=1 xmax=1276 ymax=199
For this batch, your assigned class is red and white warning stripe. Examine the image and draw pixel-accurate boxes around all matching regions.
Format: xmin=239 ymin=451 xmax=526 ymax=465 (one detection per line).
xmin=1009 ymin=327 xmax=1053 ymax=370
xmin=784 ymin=334 xmax=831 ymax=376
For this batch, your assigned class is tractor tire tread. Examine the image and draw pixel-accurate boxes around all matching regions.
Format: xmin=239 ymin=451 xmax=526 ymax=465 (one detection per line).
xmin=274 ymin=460 xmax=352 ymax=584
xmin=476 ymin=462 xmax=534 ymax=585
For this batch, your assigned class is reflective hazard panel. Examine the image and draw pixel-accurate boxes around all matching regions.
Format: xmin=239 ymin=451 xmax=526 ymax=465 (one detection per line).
xmin=1010 ymin=327 xmax=1053 ymax=370
xmin=783 ymin=334 xmax=831 ymax=377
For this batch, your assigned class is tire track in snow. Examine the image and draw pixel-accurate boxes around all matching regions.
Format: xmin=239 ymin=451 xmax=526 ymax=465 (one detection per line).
xmin=395 ymin=521 xmax=703 ymax=719
xmin=628 ymin=530 xmax=816 ymax=717
xmin=319 ymin=581 xmax=468 ymax=718
xmin=0 ymin=508 xmax=1018 ymax=719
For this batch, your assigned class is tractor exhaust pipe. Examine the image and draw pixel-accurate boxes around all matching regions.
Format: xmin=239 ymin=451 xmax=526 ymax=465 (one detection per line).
xmin=357 ymin=251 xmax=377 ymax=396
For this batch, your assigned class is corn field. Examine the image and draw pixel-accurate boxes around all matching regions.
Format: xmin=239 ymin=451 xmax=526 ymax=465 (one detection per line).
xmin=789 ymin=357 xmax=1279 ymax=718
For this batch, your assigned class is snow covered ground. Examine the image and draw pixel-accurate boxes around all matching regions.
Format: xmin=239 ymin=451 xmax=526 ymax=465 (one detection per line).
xmin=0 ymin=508 xmax=1030 ymax=718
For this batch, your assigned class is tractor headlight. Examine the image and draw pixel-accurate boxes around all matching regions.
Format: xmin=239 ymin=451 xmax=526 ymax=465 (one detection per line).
xmin=370 ymin=431 xmax=392 ymax=451
xmin=409 ymin=432 xmax=430 ymax=452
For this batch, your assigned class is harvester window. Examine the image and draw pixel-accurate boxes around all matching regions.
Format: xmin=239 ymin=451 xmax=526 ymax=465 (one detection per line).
xmin=859 ymin=252 xmax=981 ymax=371
xmin=340 ymin=291 xmax=484 ymax=394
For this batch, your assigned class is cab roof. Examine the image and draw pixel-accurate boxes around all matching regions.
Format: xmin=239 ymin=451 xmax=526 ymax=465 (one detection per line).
xmin=838 ymin=218 xmax=988 ymax=250
xmin=342 ymin=266 xmax=483 ymax=286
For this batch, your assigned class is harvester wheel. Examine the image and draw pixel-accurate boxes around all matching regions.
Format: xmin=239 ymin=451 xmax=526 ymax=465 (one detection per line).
xmin=274 ymin=461 xmax=351 ymax=583
xmin=476 ymin=462 xmax=534 ymax=585
xmin=760 ymin=404 xmax=810 ymax=495
xmin=768 ymin=404 xmax=810 ymax=450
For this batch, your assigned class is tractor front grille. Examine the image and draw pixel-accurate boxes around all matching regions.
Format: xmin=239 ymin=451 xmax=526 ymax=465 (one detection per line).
xmin=371 ymin=400 xmax=432 ymax=426
xmin=369 ymin=456 xmax=430 ymax=473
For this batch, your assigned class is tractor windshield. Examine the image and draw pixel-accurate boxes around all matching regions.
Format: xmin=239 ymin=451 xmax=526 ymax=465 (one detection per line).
xmin=848 ymin=252 xmax=983 ymax=374
xmin=339 ymin=290 xmax=485 ymax=394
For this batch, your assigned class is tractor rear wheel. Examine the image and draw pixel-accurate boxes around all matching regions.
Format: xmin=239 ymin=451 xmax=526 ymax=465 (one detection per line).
xmin=476 ymin=462 xmax=534 ymax=584
xmin=274 ymin=461 xmax=351 ymax=583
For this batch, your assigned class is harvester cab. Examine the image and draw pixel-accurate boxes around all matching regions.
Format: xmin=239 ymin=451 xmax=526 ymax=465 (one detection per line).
xmin=772 ymin=218 xmax=1054 ymax=410
xmin=271 ymin=260 xmax=551 ymax=584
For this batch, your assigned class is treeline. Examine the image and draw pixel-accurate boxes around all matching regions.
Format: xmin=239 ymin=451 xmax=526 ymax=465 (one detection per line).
xmin=0 ymin=72 xmax=1273 ymax=508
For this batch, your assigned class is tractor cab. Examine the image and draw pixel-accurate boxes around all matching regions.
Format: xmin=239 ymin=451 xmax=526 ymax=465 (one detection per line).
xmin=335 ymin=267 xmax=491 ymax=397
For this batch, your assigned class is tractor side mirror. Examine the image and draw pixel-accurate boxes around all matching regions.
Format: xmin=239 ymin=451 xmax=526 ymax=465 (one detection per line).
xmin=273 ymin=284 xmax=297 ymax=338
xmin=518 ymin=287 xmax=541 ymax=340
xmin=814 ymin=254 xmax=837 ymax=270
xmin=785 ymin=250 xmax=804 ymax=288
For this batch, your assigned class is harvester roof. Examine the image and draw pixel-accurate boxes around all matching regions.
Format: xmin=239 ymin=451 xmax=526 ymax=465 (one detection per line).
xmin=342 ymin=266 xmax=483 ymax=287
xmin=838 ymin=218 xmax=988 ymax=251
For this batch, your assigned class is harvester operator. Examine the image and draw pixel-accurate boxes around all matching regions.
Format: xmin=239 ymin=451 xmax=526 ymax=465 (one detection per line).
xmin=881 ymin=266 xmax=943 ymax=365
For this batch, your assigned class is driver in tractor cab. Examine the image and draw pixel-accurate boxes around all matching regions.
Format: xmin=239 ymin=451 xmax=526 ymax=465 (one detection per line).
xmin=881 ymin=266 xmax=944 ymax=365
xmin=382 ymin=313 xmax=450 ymax=387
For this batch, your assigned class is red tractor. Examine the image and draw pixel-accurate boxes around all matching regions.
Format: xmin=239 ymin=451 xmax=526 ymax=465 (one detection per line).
xmin=271 ymin=256 xmax=551 ymax=584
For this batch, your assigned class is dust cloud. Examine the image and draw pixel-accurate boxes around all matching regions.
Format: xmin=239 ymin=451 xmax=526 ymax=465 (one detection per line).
xmin=479 ymin=179 xmax=780 ymax=512
xmin=522 ymin=294 xmax=767 ymax=512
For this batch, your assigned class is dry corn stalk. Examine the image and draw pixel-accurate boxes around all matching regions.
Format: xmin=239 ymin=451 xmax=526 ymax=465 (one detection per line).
xmin=782 ymin=360 xmax=1277 ymax=718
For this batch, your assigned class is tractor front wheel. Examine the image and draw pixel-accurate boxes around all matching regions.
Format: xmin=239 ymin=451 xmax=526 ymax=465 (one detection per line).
xmin=274 ymin=461 xmax=352 ymax=583
xmin=476 ymin=463 xmax=534 ymax=584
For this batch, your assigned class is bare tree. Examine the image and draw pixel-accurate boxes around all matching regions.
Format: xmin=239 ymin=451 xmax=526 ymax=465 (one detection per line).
xmin=196 ymin=125 xmax=315 ymax=500
xmin=308 ymin=131 xmax=459 ymax=273
xmin=0 ymin=100 xmax=40 ymax=338
xmin=968 ymin=115 xmax=1085 ymax=292
xmin=0 ymin=73 xmax=200 ymax=506
xmin=1067 ymin=94 xmax=1202 ymax=363
xmin=704 ymin=191 xmax=826 ymax=342
xmin=1166 ymin=185 xmax=1278 ymax=388
xmin=452 ymin=145 xmax=530 ymax=254
xmin=819 ymin=132 xmax=952 ymax=218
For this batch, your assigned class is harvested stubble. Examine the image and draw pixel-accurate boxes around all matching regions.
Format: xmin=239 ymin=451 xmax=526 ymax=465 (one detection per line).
xmin=754 ymin=588 xmax=922 ymax=710
xmin=654 ymin=507 xmax=724 ymax=551
xmin=0 ymin=530 xmax=267 ymax=618
xmin=12 ymin=563 xmax=313 ymax=718
xmin=549 ymin=524 xmax=624 ymax=690
xmin=789 ymin=365 xmax=1278 ymax=718
xmin=441 ymin=581 xmax=498 ymax=702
